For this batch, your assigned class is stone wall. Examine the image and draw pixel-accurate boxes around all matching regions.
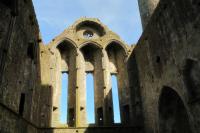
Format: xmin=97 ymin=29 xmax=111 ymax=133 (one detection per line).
xmin=0 ymin=0 xmax=41 ymax=132
xmin=0 ymin=0 xmax=200 ymax=132
xmin=39 ymin=18 xmax=133 ymax=128
xmin=129 ymin=0 xmax=200 ymax=132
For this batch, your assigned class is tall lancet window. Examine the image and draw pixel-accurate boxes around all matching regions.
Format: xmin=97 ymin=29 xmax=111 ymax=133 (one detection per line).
xmin=60 ymin=72 xmax=68 ymax=124
xmin=86 ymin=73 xmax=95 ymax=124
xmin=111 ymin=74 xmax=121 ymax=123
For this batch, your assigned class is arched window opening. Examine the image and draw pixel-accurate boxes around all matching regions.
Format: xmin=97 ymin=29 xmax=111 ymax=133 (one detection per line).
xmin=80 ymin=43 xmax=103 ymax=125
xmin=111 ymin=75 xmax=121 ymax=123
xmin=159 ymin=87 xmax=192 ymax=133
xmin=106 ymin=42 xmax=127 ymax=124
xmin=60 ymin=72 xmax=68 ymax=124
xmin=86 ymin=73 xmax=95 ymax=124
xmin=56 ymin=40 xmax=76 ymax=126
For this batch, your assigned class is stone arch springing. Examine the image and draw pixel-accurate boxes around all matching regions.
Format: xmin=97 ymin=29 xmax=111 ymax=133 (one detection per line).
xmin=158 ymin=86 xmax=192 ymax=133
xmin=52 ymin=40 xmax=77 ymax=126
xmin=79 ymin=43 xmax=104 ymax=125
xmin=105 ymin=41 xmax=130 ymax=125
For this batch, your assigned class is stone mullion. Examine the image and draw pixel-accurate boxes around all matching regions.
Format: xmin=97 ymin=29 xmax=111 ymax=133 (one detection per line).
xmin=75 ymin=51 xmax=80 ymax=127
xmin=102 ymin=49 xmax=114 ymax=126
xmin=94 ymin=50 xmax=104 ymax=126
xmin=51 ymin=52 xmax=61 ymax=126
xmin=67 ymin=51 xmax=76 ymax=127
xmin=75 ymin=50 xmax=86 ymax=127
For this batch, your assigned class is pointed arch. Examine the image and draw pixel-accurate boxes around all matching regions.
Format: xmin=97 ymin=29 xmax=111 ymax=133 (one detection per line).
xmin=55 ymin=38 xmax=77 ymax=50
xmin=51 ymin=38 xmax=77 ymax=126
xmin=105 ymin=40 xmax=128 ymax=56
xmin=105 ymin=40 xmax=130 ymax=125
xmin=79 ymin=42 xmax=104 ymax=125
xmin=79 ymin=41 xmax=102 ymax=50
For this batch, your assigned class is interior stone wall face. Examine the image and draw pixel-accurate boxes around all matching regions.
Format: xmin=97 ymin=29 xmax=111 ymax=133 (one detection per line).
xmin=0 ymin=0 xmax=41 ymax=132
xmin=130 ymin=0 xmax=200 ymax=133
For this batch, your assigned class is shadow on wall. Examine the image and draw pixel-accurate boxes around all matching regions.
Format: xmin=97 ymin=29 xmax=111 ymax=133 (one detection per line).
xmin=82 ymin=52 xmax=145 ymax=133
xmin=0 ymin=0 xmax=53 ymax=132
xmin=183 ymin=59 xmax=200 ymax=103
xmin=38 ymin=90 xmax=137 ymax=133
xmin=127 ymin=52 xmax=145 ymax=132
xmin=38 ymin=85 xmax=54 ymax=128
xmin=158 ymin=87 xmax=192 ymax=133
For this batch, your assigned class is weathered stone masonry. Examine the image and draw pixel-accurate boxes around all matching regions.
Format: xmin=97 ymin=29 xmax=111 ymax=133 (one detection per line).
xmin=131 ymin=0 xmax=200 ymax=133
xmin=0 ymin=0 xmax=200 ymax=133
xmin=40 ymin=18 xmax=132 ymax=127
xmin=0 ymin=0 xmax=41 ymax=133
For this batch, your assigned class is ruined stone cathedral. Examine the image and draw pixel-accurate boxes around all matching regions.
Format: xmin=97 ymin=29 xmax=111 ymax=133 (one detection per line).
xmin=0 ymin=0 xmax=200 ymax=133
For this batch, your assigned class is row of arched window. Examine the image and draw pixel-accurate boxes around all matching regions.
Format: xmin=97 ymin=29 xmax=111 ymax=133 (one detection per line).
xmin=51 ymin=40 xmax=130 ymax=126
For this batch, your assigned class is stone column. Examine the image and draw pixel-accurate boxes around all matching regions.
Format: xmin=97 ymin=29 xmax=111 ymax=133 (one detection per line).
xmin=76 ymin=50 xmax=87 ymax=127
xmin=138 ymin=0 xmax=160 ymax=29
xmin=102 ymin=49 xmax=114 ymax=126
xmin=67 ymin=50 xmax=76 ymax=127
xmin=94 ymin=49 xmax=104 ymax=126
xmin=51 ymin=50 xmax=61 ymax=126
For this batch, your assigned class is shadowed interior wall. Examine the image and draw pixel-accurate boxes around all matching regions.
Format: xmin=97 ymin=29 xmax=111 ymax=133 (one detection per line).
xmin=0 ymin=0 xmax=41 ymax=132
xmin=127 ymin=52 xmax=144 ymax=130
xmin=132 ymin=0 xmax=200 ymax=132
xmin=159 ymin=87 xmax=192 ymax=133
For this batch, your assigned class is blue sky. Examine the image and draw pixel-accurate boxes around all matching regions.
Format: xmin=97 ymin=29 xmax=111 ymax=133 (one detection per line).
xmin=32 ymin=0 xmax=142 ymax=45
xmin=32 ymin=0 xmax=142 ymax=124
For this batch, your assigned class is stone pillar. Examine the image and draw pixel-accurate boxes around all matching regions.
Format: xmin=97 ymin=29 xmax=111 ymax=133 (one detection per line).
xmin=76 ymin=50 xmax=87 ymax=127
xmin=138 ymin=0 xmax=160 ymax=29
xmin=94 ymin=50 xmax=104 ymax=126
xmin=67 ymin=51 xmax=76 ymax=127
xmin=102 ymin=49 xmax=114 ymax=126
xmin=51 ymin=50 xmax=61 ymax=126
